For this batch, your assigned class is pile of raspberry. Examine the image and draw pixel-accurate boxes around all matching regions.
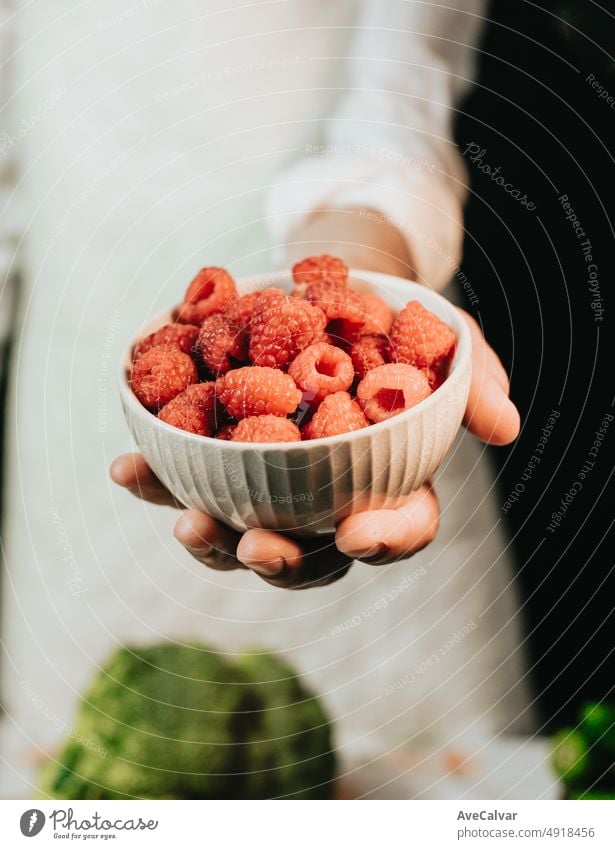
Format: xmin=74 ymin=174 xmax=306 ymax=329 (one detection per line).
xmin=130 ymin=257 xmax=455 ymax=443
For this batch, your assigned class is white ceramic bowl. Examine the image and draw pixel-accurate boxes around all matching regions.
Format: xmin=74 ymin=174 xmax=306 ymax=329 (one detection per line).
xmin=119 ymin=270 xmax=471 ymax=536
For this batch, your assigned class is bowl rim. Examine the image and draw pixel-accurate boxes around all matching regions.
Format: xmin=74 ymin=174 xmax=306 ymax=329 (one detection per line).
xmin=118 ymin=269 xmax=472 ymax=449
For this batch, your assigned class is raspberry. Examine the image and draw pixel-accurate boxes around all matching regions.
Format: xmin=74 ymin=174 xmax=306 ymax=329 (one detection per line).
xmin=390 ymin=300 xmax=455 ymax=369
xmin=231 ymin=415 xmax=301 ymax=443
xmin=292 ymin=254 xmax=348 ymax=287
xmin=305 ymin=281 xmax=365 ymax=342
xmin=288 ymin=342 xmax=354 ymax=404
xmin=216 ymin=366 xmax=302 ymax=419
xmin=133 ymin=323 xmax=199 ymax=361
xmin=223 ymin=290 xmax=261 ymax=332
xmin=158 ymin=382 xmax=217 ymax=436
xmin=249 ymin=288 xmax=327 ymax=369
xmin=349 ymin=334 xmax=388 ymax=380
xmin=356 ymin=363 xmax=431 ymax=423
xmin=177 ymin=267 xmax=237 ymax=324
xmin=359 ymin=292 xmax=395 ymax=337
xmin=197 ymin=313 xmax=247 ymax=375
xmin=302 ymin=391 xmax=368 ymax=439
xmin=131 ymin=345 xmax=198 ymax=410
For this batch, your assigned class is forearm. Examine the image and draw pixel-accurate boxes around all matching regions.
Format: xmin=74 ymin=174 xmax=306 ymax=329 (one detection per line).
xmin=268 ymin=2 xmax=487 ymax=291
xmin=281 ymin=208 xmax=417 ymax=281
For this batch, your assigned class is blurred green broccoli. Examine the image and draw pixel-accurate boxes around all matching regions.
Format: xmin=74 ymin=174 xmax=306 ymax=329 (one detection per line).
xmin=551 ymin=701 xmax=615 ymax=799
xmin=38 ymin=643 xmax=336 ymax=800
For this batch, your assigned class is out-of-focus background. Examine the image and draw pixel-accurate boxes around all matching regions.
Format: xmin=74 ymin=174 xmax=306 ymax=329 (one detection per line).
xmin=458 ymin=1 xmax=615 ymax=729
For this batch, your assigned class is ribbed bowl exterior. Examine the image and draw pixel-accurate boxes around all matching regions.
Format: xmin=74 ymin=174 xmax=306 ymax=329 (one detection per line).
xmin=119 ymin=271 xmax=472 ymax=535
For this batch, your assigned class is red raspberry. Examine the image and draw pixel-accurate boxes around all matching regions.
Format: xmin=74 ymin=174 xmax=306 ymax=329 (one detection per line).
xmin=224 ymin=290 xmax=261 ymax=332
xmin=197 ymin=313 xmax=247 ymax=375
xmin=133 ymin=323 xmax=199 ymax=361
xmin=292 ymin=254 xmax=348 ymax=287
xmin=302 ymin=391 xmax=368 ymax=439
xmin=349 ymin=334 xmax=388 ymax=380
xmin=216 ymin=366 xmax=302 ymax=420
xmin=356 ymin=363 xmax=431 ymax=422
xmin=305 ymin=281 xmax=365 ymax=342
xmin=177 ymin=267 xmax=237 ymax=324
xmin=288 ymin=342 xmax=354 ymax=404
xmin=249 ymin=288 xmax=327 ymax=369
xmin=158 ymin=382 xmax=217 ymax=436
xmin=231 ymin=415 xmax=301 ymax=443
xmin=215 ymin=423 xmax=237 ymax=440
xmin=359 ymin=292 xmax=395 ymax=336
xmin=131 ymin=345 xmax=198 ymax=410
xmin=390 ymin=300 xmax=455 ymax=369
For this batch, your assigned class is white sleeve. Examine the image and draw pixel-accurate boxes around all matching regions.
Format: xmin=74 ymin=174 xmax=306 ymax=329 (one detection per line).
xmin=266 ymin=0 xmax=487 ymax=290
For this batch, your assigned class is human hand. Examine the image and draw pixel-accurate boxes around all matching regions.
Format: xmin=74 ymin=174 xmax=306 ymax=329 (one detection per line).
xmin=110 ymin=452 xmax=441 ymax=588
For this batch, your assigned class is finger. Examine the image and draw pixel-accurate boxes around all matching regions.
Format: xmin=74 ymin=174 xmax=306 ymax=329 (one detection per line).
xmin=236 ymin=529 xmax=353 ymax=589
xmin=174 ymin=509 xmax=245 ymax=571
xmin=110 ymin=453 xmax=179 ymax=507
xmin=459 ymin=311 xmax=520 ymax=446
xmin=464 ymin=374 xmax=521 ymax=446
xmin=335 ymin=484 xmax=439 ymax=564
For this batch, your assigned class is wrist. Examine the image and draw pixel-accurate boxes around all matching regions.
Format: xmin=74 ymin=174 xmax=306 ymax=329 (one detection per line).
xmin=280 ymin=207 xmax=417 ymax=280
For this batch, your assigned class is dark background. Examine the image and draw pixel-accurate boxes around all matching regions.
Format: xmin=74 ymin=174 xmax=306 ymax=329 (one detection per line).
xmin=457 ymin=0 xmax=614 ymax=730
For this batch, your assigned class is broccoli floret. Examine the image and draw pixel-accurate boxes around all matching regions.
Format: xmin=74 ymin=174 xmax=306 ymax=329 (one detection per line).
xmin=551 ymin=707 xmax=615 ymax=798
xmin=580 ymin=701 xmax=615 ymax=752
xmin=236 ymin=650 xmax=336 ymax=799
xmin=38 ymin=643 xmax=335 ymax=800
xmin=551 ymin=728 xmax=592 ymax=783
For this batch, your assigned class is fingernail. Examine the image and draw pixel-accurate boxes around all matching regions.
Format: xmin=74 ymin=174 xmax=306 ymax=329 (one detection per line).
xmin=340 ymin=544 xmax=388 ymax=562
xmin=241 ymin=556 xmax=285 ymax=576
xmin=185 ymin=542 xmax=213 ymax=557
